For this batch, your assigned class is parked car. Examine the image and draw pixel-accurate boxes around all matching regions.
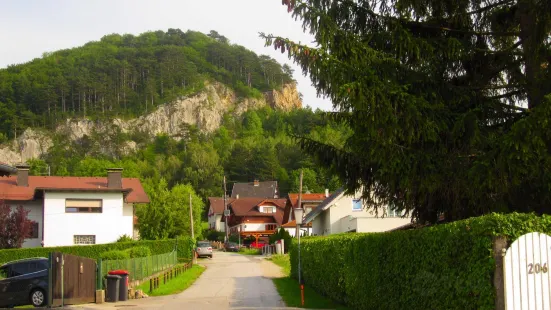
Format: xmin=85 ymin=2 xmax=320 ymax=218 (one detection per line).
xmin=224 ymin=242 xmax=240 ymax=252
xmin=0 ymin=257 xmax=49 ymax=308
xmin=196 ymin=241 xmax=213 ymax=258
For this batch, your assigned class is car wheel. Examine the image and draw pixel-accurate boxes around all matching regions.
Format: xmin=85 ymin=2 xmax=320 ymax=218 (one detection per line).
xmin=30 ymin=288 xmax=47 ymax=307
xmin=209 ymin=255 xmax=213 ymax=258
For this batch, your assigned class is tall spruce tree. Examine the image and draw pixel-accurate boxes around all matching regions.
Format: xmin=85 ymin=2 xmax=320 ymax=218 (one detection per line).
xmin=263 ymin=0 xmax=551 ymax=223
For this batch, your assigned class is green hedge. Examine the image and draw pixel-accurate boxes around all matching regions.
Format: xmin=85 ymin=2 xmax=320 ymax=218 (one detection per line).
xmin=0 ymin=237 xmax=194 ymax=265
xmin=290 ymin=213 xmax=551 ymax=310
xmin=100 ymin=250 xmax=130 ymax=260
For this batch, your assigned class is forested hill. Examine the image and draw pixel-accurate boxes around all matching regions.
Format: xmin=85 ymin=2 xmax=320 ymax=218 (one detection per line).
xmin=0 ymin=29 xmax=294 ymax=140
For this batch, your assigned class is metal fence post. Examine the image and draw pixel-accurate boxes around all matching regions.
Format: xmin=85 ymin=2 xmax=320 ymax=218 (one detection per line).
xmin=97 ymin=258 xmax=103 ymax=290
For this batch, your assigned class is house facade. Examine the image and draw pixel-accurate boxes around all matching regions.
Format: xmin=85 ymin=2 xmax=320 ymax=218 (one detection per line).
xmin=0 ymin=165 xmax=149 ymax=248
xmin=281 ymin=192 xmax=328 ymax=237
xmin=305 ymin=188 xmax=411 ymax=235
xmin=223 ymin=197 xmax=286 ymax=244
xmin=207 ymin=197 xmax=233 ymax=232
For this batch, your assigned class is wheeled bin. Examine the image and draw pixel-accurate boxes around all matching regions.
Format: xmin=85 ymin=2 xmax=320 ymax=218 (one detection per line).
xmin=105 ymin=275 xmax=121 ymax=302
xmin=108 ymin=270 xmax=130 ymax=301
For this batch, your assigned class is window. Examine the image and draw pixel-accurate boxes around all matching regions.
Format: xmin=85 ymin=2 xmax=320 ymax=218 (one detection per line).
xmin=266 ymin=224 xmax=277 ymax=231
xmin=66 ymin=199 xmax=102 ymax=213
xmin=74 ymin=235 xmax=96 ymax=245
xmin=352 ymin=199 xmax=362 ymax=211
xmin=263 ymin=206 xmax=275 ymax=213
xmin=28 ymin=222 xmax=39 ymax=239
xmin=10 ymin=263 xmax=29 ymax=277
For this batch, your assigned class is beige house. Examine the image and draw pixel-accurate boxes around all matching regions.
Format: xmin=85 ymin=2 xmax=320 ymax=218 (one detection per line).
xmin=304 ymin=188 xmax=411 ymax=235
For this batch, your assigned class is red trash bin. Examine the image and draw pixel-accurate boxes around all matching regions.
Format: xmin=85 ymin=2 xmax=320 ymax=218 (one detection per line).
xmin=108 ymin=270 xmax=129 ymax=301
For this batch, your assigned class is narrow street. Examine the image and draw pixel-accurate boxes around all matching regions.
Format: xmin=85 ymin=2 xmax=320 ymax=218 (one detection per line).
xmin=73 ymin=251 xmax=288 ymax=310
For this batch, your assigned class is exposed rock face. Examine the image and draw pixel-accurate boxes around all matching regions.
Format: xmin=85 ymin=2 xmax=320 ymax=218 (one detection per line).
xmin=0 ymin=82 xmax=302 ymax=165
xmin=264 ymin=83 xmax=302 ymax=111
xmin=0 ymin=129 xmax=53 ymax=164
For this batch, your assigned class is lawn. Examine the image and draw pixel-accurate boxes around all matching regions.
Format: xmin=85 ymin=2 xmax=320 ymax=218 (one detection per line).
xmin=268 ymin=254 xmax=350 ymax=310
xmin=136 ymin=264 xmax=205 ymax=296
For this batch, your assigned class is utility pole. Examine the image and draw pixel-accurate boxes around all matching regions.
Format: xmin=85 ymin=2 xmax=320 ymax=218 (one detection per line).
xmin=190 ymin=193 xmax=196 ymax=264
xmin=224 ymin=176 xmax=229 ymax=243
xmin=189 ymin=193 xmax=194 ymax=240
xmin=296 ymin=170 xmax=303 ymax=237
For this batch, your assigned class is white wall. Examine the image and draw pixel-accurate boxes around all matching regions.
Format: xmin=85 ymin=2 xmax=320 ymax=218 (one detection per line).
xmin=313 ymin=192 xmax=411 ymax=235
xmin=43 ymin=192 xmax=133 ymax=247
xmin=284 ymin=227 xmax=312 ymax=237
xmin=7 ymin=200 xmax=43 ymax=248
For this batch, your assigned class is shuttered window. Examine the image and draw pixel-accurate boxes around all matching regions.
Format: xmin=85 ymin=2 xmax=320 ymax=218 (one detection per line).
xmin=65 ymin=199 xmax=103 ymax=213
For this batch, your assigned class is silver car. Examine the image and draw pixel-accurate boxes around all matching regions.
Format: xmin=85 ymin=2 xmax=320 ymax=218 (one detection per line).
xmin=196 ymin=241 xmax=213 ymax=258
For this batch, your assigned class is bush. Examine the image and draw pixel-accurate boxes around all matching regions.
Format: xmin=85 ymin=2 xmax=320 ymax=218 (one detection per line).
xmin=0 ymin=237 xmax=195 ymax=265
xmin=116 ymin=234 xmax=134 ymax=243
xmin=100 ymin=250 xmax=130 ymax=260
xmin=269 ymin=228 xmax=292 ymax=252
xmin=205 ymin=230 xmax=225 ymax=242
xmin=125 ymin=246 xmax=151 ymax=258
xmin=290 ymin=213 xmax=551 ymax=310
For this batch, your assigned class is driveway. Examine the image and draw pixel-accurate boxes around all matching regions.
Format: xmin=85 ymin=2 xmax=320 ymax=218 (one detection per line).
xmin=72 ymin=251 xmax=287 ymax=310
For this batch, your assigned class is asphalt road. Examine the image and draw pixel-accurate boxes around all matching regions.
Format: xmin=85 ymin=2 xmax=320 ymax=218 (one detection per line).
xmin=72 ymin=251 xmax=288 ymax=310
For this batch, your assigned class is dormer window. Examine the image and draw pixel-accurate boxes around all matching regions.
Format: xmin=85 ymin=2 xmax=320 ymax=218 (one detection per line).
xmin=262 ymin=206 xmax=275 ymax=213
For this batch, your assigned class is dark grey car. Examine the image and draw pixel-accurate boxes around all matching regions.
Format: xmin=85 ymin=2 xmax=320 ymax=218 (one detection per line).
xmin=0 ymin=257 xmax=49 ymax=308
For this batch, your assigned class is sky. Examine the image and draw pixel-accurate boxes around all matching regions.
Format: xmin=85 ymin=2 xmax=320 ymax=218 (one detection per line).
xmin=0 ymin=0 xmax=333 ymax=111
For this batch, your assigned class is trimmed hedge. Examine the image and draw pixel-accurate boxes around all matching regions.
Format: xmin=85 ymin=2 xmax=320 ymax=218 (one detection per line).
xmin=125 ymin=246 xmax=151 ymax=258
xmin=0 ymin=237 xmax=194 ymax=265
xmin=290 ymin=213 xmax=551 ymax=310
xmin=100 ymin=250 xmax=130 ymax=260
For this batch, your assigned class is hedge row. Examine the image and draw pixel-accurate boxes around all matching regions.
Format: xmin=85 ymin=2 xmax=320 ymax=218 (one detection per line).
xmin=289 ymin=213 xmax=551 ymax=310
xmin=0 ymin=237 xmax=194 ymax=265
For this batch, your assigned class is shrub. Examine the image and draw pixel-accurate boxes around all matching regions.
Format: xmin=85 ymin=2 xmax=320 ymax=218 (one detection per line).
xmin=100 ymin=250 xmax=130 ymax=260
xmin=269 ymin=228 xmax=292 ymax=252
xmin=0 ymin=237 xmax=194 ymax=265
xmin=290 ymin=213 xmax=551 ymax=310
xmin=116 ymin=234 xmax=134 ymax=243
xmin=125 ymin=246 xmax=151 ymax=258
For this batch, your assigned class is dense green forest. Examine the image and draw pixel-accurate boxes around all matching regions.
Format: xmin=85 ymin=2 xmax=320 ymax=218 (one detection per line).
xmin=0 ymin=29 xmax=294 ymax=141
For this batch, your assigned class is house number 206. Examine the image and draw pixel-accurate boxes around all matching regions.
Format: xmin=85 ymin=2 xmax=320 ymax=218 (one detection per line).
xmin=528 ymin=263 xmax=548 ymax=274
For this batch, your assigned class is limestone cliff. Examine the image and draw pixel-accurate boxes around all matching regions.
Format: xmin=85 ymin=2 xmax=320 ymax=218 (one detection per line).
xmin=0 ymin=82 xmax=302 ymax=165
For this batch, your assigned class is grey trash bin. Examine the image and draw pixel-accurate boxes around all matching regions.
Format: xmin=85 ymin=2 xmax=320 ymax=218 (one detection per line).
xmin=105 ymin=275 xmax=121 ymax=302
xmin=108 ymin=270 xmax=130 ymax=301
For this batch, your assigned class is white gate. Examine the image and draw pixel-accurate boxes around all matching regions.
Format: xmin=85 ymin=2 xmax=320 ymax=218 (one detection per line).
xmin=505 ymin=232 xmax=551 ymax=310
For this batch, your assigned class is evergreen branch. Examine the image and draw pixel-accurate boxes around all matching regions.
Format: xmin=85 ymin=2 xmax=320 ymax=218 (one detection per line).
xmin=465 ymin=0 xmax=515 ymax=16
xmin=488 ymin=90 xmax=523 ymax=100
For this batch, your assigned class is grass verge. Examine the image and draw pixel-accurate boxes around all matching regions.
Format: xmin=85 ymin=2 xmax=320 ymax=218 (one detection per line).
xmin=238 ymin=248 xmax=261 ymax=255
xmin=268 ymin=254 xmax=350 ymax=310
xmin=136 ymin=265 xmax=205 ymax=296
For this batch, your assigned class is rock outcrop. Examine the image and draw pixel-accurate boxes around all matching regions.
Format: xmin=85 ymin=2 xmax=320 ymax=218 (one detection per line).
xmin=0 ymin=129 xmax=53 ymax=165
xmin=0 ymin=82 xmax=302 ymax=165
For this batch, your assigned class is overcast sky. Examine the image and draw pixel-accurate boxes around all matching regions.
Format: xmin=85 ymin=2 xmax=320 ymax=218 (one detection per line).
xmin=0 ymin=0 xmax=332 ymax=110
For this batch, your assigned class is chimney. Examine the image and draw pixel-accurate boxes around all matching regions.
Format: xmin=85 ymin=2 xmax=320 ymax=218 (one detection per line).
xmin=253 ymin=179 xmax=259 ymax=187
xmin=16 ymin=164 xmax=30 ymax=187
xmin=107 ymin=168 xmax=123 ymax=189
xmin=325 ymin=189 xmax=329 ymax=198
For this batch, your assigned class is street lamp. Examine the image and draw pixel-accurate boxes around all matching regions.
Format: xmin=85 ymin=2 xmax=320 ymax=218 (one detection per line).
xmin=294 ymin=207 xmax=305 ymax=306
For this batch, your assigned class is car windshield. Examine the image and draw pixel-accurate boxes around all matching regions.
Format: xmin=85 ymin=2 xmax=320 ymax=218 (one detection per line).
xmin=198 ymin=242 xmax=210 ymax=247
xmin=0 ymin=267 xmax=8 ymax=280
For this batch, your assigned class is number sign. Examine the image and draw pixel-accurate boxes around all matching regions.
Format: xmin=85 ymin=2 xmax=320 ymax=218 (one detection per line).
xmin=504 ymin=232 xmax=551 ymax=310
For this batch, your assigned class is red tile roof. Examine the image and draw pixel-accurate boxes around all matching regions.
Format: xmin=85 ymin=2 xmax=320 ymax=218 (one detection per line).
xmin=281 ymin=220 xmax=312 ymax=228
xmin=287 ymin=193 xmax=329 ymax=208
xmin=0 ymin=176 xmax=149 ymax=203
xmin=208 ymin=197 xmax=235 ymax=214
xmin=228 ymin=198 xmax=287 ymax=225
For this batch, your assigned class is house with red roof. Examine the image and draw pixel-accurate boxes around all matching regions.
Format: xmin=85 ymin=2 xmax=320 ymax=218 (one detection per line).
xmin=0 ymin=164 xmax=149 ymax=248
xmin=281 ymin=191 xmax=329 ymax=237
xmin=207 ymin=197 xmax=234 ymax=232
xmin=222 ymin=197 xmax=287 ymax=245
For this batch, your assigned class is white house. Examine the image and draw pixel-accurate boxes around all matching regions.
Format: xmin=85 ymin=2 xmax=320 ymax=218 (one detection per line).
xmin=304 ymin=188 xmax=411 ymax=235
xmin=0 ymin=165 xmax=149 ymax=248
xmin=207 ymin=197 xmax=230 ymax=232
